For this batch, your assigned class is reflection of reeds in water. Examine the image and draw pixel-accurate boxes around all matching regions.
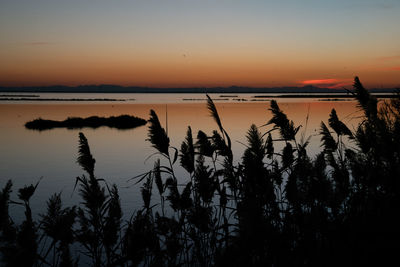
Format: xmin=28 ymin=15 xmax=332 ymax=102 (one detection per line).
xmin=1 ymin=77 xmax=400 ymax=266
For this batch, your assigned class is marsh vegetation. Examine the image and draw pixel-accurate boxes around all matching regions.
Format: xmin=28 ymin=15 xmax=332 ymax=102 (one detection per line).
xmin=1 ymin=77 xmax=400 ymax=266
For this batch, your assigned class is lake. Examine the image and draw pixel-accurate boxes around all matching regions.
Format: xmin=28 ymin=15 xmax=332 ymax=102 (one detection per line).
xmin=0 ymin=93 xmax=362 ymax=221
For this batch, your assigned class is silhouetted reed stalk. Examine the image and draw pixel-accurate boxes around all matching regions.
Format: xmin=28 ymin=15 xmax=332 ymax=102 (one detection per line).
xmin=1 ymin=77 xmax=400 ymax=266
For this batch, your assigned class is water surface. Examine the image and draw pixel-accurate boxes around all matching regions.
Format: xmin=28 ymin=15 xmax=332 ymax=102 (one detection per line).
xmin=0 ymin=93 xmax=362 ymax=220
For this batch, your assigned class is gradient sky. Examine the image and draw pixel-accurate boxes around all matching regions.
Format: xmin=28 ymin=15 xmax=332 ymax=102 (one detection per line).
xmin=1 ymin=0 xmax=400 ymax=88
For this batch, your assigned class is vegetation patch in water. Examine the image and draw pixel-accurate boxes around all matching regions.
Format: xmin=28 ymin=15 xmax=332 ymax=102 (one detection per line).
xmin=253 ymin=94 xmax=397 ymax=98
xmin=0 ymin=94 xmax=40 ymax=97
xmin=0 ymin=97 xmax=126 ymax=101
xmin=219 ymin=95 xmax=238 ymax=97
xmin=25 ymin=115 xmax=147 ymax=130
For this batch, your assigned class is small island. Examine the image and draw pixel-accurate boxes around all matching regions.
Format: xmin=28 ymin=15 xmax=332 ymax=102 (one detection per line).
xmin=25 ymin=115 xmax=147 ymax=130
xmin=0 ymin=98 xmax=126 ymax=101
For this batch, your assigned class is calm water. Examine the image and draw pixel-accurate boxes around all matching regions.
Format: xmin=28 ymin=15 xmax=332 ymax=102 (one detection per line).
xmin=0 ymin=93 xmax=362 ymax=220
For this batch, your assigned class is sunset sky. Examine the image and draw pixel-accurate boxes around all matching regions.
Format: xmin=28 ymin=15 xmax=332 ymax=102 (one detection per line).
xmin=1 ymin=0 xmax=399 ymax=88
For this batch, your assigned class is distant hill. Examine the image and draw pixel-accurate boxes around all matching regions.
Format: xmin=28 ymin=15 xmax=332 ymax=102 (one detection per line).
xmin=0 ymin=85 xmax=397 ymax=93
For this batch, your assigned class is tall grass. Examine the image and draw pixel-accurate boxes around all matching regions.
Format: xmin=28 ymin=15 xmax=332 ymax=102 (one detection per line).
xmin=1 ymin=77 xmax=400 ymax=266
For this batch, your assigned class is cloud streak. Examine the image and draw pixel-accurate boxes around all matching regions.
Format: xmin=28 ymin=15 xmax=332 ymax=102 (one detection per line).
xmin=23 ymin=42 xmax=55 ymax=46
xmin=299 ymin=78 xmax=352 ymax=89
xmin=377 ymin=55 xmax=400 ymax=61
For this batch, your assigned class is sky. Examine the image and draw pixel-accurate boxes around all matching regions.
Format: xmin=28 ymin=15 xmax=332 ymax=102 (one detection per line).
xmin=0 ymin=0 xmax=400 ymax=88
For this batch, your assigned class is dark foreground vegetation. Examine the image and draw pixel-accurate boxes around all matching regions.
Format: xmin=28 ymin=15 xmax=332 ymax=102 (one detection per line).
xmin=25 ymin=115 xmax=147 ymax=130
xmin=1 ymin=77 xmax=400 ymax=266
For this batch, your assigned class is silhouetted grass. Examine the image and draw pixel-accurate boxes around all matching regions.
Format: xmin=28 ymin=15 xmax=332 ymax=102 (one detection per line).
xmin=2 ymin=77 xmax=400 ymax=266
xmin=25 ymin=115 xmax=147 ymax=130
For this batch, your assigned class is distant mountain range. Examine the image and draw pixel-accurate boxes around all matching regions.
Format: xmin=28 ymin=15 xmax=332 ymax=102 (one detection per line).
xmin=0 ymin=85 xmax=398 ymax=93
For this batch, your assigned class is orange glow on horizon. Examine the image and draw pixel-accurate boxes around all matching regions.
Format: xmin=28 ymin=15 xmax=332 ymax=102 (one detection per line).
xmin=1 ymin=42 xmax=399 ymax=88
xmin=0 ymin=53 xmax=399 ymax=88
